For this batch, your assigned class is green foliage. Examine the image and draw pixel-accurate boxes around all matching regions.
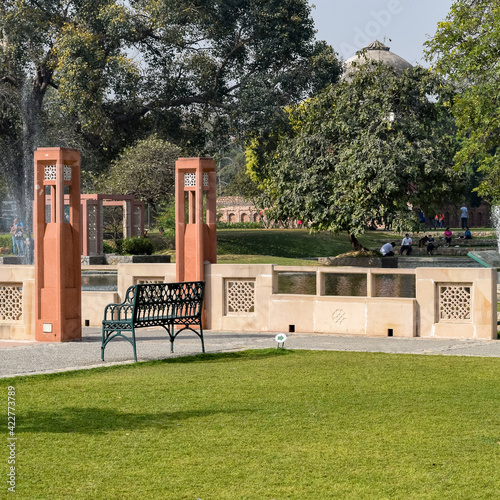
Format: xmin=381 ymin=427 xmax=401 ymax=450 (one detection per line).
xmin=0 ymin=83 xmax=22 ymax=198
xmin=0 ymin=0 xmax=342 ymax=213
xmin=0 ymin=234 xmax=12 ymax=252
xmin=102 ymin=240 xmax=115 ymax=254
xmin=215 ymin=144 xmax=260 ymax=198
xmin=262 ymin=63 xmax=463 ymax=244
xmin=121 ymin=236 xmax=154 ymax=255
xmin=5 ymin=351 xmax=500 ymax=498
xmin=153 ymin=203 xmax=176 ymax=250
xmin=216 ymin=221 xmax=263 ymax=229
xmin=425 ymin=0 xmax=500 ymax=202
xmin=114 ymin=238 xmax=123 ymax=255
xmin=154 ymin=203 xmax=176 ymax=231
xmin=98 ymin=136 xmax=181 ymax=210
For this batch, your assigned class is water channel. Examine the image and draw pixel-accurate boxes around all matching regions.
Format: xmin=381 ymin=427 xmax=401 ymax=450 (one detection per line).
xmin=277 ymin=272 xmax=416 ymax=298
xmin=81 ymin=271 xmax=117 ymax=291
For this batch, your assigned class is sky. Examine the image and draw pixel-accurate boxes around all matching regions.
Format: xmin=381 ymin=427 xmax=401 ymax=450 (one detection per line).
xmin=308 ymin=0 xmax=455 ymax=66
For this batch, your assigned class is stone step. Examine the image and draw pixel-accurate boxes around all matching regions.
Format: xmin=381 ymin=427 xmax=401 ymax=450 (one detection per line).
xmin=379 ymin=246 xmax=493 ymax=257
xmin=396 ymin=256 xmax=483 ymax=269
xmin=319 ymin=255 xmax=483 ymax=269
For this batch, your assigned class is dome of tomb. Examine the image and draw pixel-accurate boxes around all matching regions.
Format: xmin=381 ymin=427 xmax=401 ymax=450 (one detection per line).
xmin=343 ymin=40 xmax=413 ymax=80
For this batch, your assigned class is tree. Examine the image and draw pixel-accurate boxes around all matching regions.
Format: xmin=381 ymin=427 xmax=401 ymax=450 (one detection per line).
xmin=98 ymin=135 xmax=181 ymax=212
xmin=425 ymin=0 xmax=500 ymax=201
xmin=262 ymin=63 xmax=463 ymax=249
xmin=0 ymin=0 xmax=341 ymax=228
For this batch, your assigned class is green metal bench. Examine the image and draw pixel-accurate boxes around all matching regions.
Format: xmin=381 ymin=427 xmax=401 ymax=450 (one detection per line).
xmin=101 ymin=281 xmax=205 ymax=362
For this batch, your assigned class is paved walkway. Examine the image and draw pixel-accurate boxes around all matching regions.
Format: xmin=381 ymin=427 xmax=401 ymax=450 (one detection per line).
xmin=1 ymin=328 xmax=500 ymax=378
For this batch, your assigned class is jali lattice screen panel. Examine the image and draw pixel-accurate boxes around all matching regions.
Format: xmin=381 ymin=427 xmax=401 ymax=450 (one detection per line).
xmin=0 ymin=284 xmax=23 ymax=321
xmin=439 ymin=284 xmax=472 ymax=321
xmin=225 ymin=279 xmax=255 ymax=314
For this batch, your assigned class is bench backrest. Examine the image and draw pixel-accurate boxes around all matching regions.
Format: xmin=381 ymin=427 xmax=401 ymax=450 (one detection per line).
xmin=133 ymin=281 xmax=205 ymax=325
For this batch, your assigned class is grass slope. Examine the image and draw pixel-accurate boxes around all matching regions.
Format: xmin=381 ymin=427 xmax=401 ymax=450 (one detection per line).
xmin=216 ymin=229 xmax=388 ymax=259
xmin=3 ymin=350 xmax=499 ymax=499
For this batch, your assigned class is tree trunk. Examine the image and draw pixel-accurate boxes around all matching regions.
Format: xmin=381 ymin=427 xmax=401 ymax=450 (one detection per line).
xmin=349 ymin=233 xmax=367 ymax=252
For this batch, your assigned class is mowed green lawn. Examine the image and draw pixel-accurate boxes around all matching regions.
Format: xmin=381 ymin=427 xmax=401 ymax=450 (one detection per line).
xmin=3 ymin=349 xmax=499 ymax=499
xmin=215 ymin=229 xmax=389 ymax=264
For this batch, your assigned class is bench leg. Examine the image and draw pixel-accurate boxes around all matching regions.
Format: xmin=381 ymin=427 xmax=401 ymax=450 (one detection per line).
xmin=200 ymin=328 xmax=205 ymax=353
xmin=101 ymin=326 xmax=106 ymax=361
xmin=132 ymin=328 xmax=137 ymax=362
xmin=101 ymin=326 xmax=137 ymax=362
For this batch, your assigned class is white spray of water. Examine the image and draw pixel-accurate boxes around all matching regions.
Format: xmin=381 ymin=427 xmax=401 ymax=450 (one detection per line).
xmin=491 ymin=206 xmax=500 ymax=253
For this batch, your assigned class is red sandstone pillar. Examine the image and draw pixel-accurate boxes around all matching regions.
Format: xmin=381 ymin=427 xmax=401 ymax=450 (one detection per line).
xmin=175 ymin=158 xmax=217 ymax=282
xmin=34 ymin=147 xmax=81 ymax=341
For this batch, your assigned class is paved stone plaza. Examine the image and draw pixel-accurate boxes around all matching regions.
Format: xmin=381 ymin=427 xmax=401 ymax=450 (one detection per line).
xmin=1 ymin=328 xmax=500 ymax=378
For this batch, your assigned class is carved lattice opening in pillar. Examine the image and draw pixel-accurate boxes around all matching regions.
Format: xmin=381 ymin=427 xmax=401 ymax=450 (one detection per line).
xmin=184 ymin=173 xmax=196 ymax=187
xmin=88 ymin=204 xmax=97 ymax=240
xmin=44 ymin=165 xmax=56 ymax=180
xmin=0 ymin=284 xmax=23 ymax=321
xmin=64 ymin=165 xmax=72 ymax=181
xmin=439 ymin=284 xmax=472 ymax=321
xmin=225 ymin=279 xmax=255 ymax=314
xmin=203 ymin=172 xmax=209 ymax=187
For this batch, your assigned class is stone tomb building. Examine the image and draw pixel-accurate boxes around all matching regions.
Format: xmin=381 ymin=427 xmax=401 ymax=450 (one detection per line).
xmin=217 ymin=196 xmax=262 ymax=224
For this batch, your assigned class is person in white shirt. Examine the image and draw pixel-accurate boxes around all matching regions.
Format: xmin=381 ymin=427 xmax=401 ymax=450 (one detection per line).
xmin=400 ymin=234 xmax=412 ymax=255
xmin=380 ymin=242 xmax=396 ymax=257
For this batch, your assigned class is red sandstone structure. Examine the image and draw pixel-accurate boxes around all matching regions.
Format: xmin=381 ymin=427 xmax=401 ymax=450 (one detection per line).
xmin=80 ymin=194 xmax=144 ymax=256
xmin=34 ymin=147 xmax=81 ymax=341
xmin=44 ymin=193 xmax=145 ymax=256
xmin=175 ymin=158 xmax=217 ymax=282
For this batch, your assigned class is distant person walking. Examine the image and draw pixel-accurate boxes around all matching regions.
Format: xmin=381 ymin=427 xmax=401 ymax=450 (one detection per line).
xmin=439 ymin=213 xmax=445 ymax=228
xmin=460 ymin=204 xmax=468 ymax=229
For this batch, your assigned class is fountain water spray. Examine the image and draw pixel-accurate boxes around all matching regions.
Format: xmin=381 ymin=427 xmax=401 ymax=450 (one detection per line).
xmin=491 ymin=206 xmax=500 ymax=253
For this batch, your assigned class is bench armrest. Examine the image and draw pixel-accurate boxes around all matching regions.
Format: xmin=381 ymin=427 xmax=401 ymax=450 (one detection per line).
xmin=102 ymin=286 xmax=136 ymax=322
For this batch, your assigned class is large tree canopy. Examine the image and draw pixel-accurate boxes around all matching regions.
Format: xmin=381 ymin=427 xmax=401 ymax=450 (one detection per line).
xmin=425 ymin=0 xmax=500 ymax=201
xmin=0 ymin=0 xmax=341 ymax=224
xmin=261 ymin=63 xmax=463 ymax=248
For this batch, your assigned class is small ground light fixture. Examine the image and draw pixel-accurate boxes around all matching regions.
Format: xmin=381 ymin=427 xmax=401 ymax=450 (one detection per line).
xmin=275 ymin=333 xmax=287 ymax=349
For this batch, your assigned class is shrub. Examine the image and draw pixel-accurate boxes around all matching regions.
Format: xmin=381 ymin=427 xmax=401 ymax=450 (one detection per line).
xmin=115 ymin=239 xmax=123 ymax=255
xmin=122 ymin=237 xmax=154 ymax=255
xmin=216 ymin=221 xmax=263 ymax=229
xmin=102 ymin=241 xmax=115 ymax=254
xmin=0 ymin=234 xmax=13 ymax=253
